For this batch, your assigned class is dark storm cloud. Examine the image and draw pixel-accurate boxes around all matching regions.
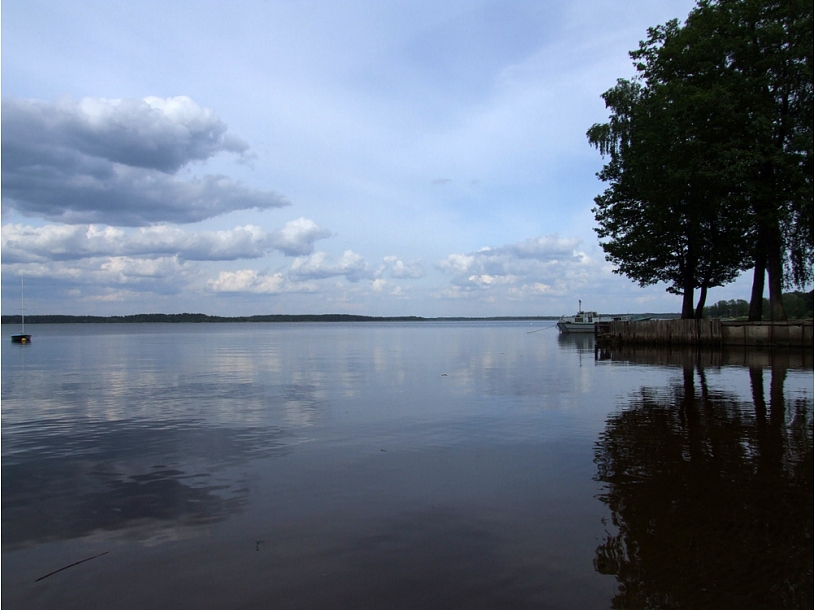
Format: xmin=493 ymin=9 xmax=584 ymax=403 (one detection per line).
xmin=2 ymin=96 xmax=289 ymax=226
xmin=3 ymin=96 xmax=249 ymax=172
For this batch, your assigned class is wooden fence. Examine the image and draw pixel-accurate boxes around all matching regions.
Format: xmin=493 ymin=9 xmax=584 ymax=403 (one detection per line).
xmin=600 ymin=319 xmax=813 ymax=348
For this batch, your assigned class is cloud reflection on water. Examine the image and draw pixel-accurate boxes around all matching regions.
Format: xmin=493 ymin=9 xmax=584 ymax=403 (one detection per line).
xmin=2 ymin=322 xmax=588 ymax=553
xmin=2 ymin=419 xmax=293 ymax=549
xmin=2 ymin=324 xmax=811 ymax=608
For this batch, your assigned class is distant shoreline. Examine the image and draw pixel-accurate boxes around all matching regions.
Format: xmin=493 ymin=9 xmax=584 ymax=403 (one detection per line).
xmin=1 ymin=313 xmax=566 ymax=325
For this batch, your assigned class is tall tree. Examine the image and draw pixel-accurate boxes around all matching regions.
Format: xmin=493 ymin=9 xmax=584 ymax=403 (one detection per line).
xmin=589 ymin=0 xmax=813 ymax=320
xmin=715 ymin=0 xmax=814 ymax=320
xmin=588 ymin=18 xmax=751 ymax=319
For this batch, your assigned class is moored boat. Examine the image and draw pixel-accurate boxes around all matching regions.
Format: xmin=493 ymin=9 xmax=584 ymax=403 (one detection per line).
xmin=557 ymin=301 xmax=630 ymax=334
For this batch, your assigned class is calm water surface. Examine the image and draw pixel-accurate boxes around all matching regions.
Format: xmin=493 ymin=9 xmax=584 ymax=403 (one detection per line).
xmin=2 ymin=322 xmax=812 ymax=609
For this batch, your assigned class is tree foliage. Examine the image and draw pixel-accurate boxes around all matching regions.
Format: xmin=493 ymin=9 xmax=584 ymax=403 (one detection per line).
xmin=588 ymin=17 xmax=753 ymax=319
xmin=588 ymin=0 xmax=813 ymax=320
xmin=701 ymin=290 xmax=813 ymax=319
xmin=712 ymin=0 xmax=814 ymax=320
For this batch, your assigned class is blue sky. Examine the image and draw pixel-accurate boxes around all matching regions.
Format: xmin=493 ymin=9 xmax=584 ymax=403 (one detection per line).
xmin=3 ymin=0 xmax=762 ymax=317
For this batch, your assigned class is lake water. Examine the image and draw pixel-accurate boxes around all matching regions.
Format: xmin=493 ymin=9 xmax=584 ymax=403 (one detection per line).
xmin=2 ymin=322 xmax=812 ymax=609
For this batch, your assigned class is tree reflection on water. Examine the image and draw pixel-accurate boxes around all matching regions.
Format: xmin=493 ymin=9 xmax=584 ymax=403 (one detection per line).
xmin=594 ymin=356 xmax=813 ymax=609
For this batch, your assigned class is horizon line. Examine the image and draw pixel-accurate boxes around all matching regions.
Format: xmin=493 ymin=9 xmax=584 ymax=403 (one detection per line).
xmin=1 ymin=312 xmax=681 ymax=324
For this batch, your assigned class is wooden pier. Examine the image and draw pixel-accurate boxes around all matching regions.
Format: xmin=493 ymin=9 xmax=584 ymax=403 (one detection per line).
xmin=597 ymin=319 xmax=813 ymax=348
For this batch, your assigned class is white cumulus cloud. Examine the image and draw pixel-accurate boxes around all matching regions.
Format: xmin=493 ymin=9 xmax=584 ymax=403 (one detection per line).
xmin=289 ymin=250 xmax=369 ymax=282
xmin=207 ymin=269 xmax=316 ymax=294
xmin=270 ymin=218 xmax=333 ymax=256
xmin=2 ymin=219 xmax=331 ymax=263
xmin=377 ymin=255 xmax=425 ymax=279
xmin=437 ymin=233 xmax=590 ymax=294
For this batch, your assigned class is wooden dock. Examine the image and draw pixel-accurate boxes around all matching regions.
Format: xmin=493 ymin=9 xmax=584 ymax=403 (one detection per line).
xmin=597 ymin=319 xmax=813 ymax=348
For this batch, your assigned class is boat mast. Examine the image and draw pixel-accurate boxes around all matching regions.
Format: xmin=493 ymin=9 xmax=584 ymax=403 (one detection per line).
xmin=21 ymin=275 xmax=25 ymax=334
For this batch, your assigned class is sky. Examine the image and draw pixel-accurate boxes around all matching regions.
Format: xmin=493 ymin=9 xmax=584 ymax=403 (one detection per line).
xmin=2 ymin=0 xmax=765 ymax=318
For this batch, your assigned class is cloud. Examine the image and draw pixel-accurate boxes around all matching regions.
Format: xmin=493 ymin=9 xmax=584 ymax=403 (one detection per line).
xmin=207 ymin=270 xmax=316 ymax=295
xmin=3 ymin=256 xmax=195 ymax=298
xmin=270 ymin=218 xmax=333 ymax=256
xmin=2 ymin=219 xmax=331 ymax=263
xmin=371 ymin=278 xmax=407 ymax=297
xmin=378 ymin=255 xmax=425 ymax=279
xmin=505 ymin=235 xmax=582 ymax=260
xmin=4 ymin=96 xmax=248 ymax=173
xmin=437 ymin=233 xmax=588 ymax=294
xmin=100 ymin=256 xmax=188 ymax=281
xmin=2 ymin=96 xmax=288 ymax=225
xmin=289 ymin=250 xmax=369 ymax=282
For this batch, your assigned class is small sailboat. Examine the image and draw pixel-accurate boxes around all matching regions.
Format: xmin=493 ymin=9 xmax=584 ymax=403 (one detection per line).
xmin=11 ymin=276 xmax=31 ymax=344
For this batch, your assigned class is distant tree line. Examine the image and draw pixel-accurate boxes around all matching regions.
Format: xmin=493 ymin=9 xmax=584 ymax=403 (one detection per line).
xmin=0 ymin=313 xmax=555 ymax=325
xmin=703 ymin=289 xmax=813 ymax=319
xmin=0 ymin=313 xmax=425 ymax=324
xmin=588 ymin=0 xmax=813 ymax=320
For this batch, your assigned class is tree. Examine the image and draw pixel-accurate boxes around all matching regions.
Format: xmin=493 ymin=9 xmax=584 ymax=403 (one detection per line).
xmin=589 ymin=0 xmax=813 ymax=320
xmin=588 ymin=18 xmax=752 ymax=319
xmin=703 ymin=298 xmax=750 ymax=318
xmin=712 ymin=0 xmax=814 ymax=320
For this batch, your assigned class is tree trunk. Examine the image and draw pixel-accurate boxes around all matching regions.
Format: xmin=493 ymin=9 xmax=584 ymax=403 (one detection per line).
xmin=767 ymin=266 xmax=787 ymax=321
xmin=766 ymin=223 xmax=787 ymax=321
xmin=681 ymin=288 xmax=695 ymax=319
xmin=695 ymin=283 xmax=708 ymax=319
xmin=681 ymin=248 xmax=696 ymax=320
xmin=748 ymin=242 xmax=766 ymax=321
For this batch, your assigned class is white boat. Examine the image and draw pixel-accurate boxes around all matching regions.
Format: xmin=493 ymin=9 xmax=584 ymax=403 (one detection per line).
xmin=557 ymin=301 xmax=630 ymax=334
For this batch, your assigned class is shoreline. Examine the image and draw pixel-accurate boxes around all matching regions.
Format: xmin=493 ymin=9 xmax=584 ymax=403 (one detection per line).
xmin=1 ymin=313 xmax=564 ymax=324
